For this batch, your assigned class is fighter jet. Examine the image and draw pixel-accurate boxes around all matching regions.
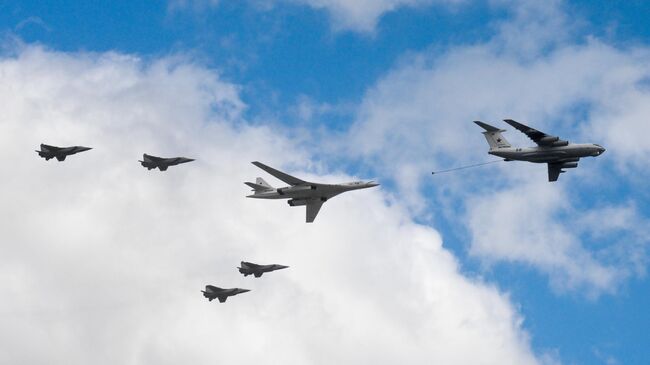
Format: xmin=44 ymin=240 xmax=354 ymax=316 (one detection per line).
xmin=238 ymin=261 xmax=289 ymax=278
xmin=139 ymin=154 xmax=194 ymax=171
xmin=201 ymin=285 xmax=250 ymax=303
xmin=36 ymin=144 xmax=92 ymax=161
xmin=245 ymin=161 xmax=379 ymax=223
xmin=475 ymin=119 xmax=605 ymax=182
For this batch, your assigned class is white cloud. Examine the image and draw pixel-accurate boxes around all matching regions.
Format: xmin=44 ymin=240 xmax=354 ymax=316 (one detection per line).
xmin=287 ymin=0 xmax=464 ymax=32
xmin=169 ymin=0 xmax=466 ymax=32
xmin=340 ymin=1 xmax=650 ymax=294
xmin=0 ymin=45 xmax=544 ymax=364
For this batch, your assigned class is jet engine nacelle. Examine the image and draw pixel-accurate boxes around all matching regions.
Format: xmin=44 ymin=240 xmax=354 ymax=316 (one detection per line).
xmin=278 ymin=185 xmax=314 ymax=195
xmin=539 ymin=136 xmax=559 ymax=144
xmin=551 ymin=140 xmax=569 ymax=147
xmin=288 ymin=199 xmax=308 ymax=207
xmin=559 ymin=162 xmax=578 ymax=169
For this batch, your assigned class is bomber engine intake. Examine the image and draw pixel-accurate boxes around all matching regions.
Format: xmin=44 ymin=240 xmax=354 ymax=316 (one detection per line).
xmin=288 ymin=199 xmax=308 ymax=207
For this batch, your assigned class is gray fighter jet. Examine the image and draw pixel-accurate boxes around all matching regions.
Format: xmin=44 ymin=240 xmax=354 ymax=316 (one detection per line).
xmin=246 ymin=161 xmax=379 ymax=223
xmin=36 ymin=144 xmax=92 ymax=161
xmin=475 ymin=119 xmax=605 ymax=182
xmin=238 ymin=261 xmax=289 ymax=278
xmin=139 ymin=154 xmax=194 ymax=171
xmin=201 ymin=285 xmax=250 ymax=303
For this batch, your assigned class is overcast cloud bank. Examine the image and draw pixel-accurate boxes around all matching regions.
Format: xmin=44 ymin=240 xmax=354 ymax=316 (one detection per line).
xmin=0 ymin=45 xmax=547 ymax=364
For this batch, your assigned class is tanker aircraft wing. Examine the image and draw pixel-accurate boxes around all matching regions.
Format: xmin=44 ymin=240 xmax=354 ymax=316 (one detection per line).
xmin=503 ymin=119 xmax=569 ymax=147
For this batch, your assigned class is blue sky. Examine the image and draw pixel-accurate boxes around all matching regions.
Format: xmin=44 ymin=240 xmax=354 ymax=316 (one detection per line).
xmin=2 ymin=1 xmax=650 ymax=364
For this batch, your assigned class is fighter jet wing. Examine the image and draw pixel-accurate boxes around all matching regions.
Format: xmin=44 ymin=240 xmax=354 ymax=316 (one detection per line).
xmin=306 ymin=199 xmax=324 ymax=223
xmin=547 ymin=163 xmax=563 ymax=182
xmin=143 ymin=154 xmax=163 ymax=162
xmin=252 ymin=161 xmax=307 ymax=186
xmin=41 ymin=144 xmax=60 ymax=151
xmin=504 ymin=119 xmax=568 ymax=146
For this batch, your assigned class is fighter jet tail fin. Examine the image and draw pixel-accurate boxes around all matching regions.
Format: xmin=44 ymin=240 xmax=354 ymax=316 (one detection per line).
xmin=474 ymin=121 xmax=511 ymax=149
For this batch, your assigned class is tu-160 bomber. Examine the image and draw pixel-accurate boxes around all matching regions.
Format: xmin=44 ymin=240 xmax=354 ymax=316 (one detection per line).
xmin=475 ymin=119 xmax=605 ymax=181
xmin=36 ymin=144 xmax=92 ymax=161
xmin=139 ymin=154 xmax=194 ymax=171
xmin=238 ymin=261 xmax=289 ymax=278
xmin=202 ymin=285 xmax=250 ymax=303
xmin=246 ymin=161 xmax=379 ymax=223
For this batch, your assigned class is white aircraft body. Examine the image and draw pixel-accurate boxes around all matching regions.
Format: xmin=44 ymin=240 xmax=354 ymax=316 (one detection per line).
xmin=246 ymin=161 xmax=379 ymax=223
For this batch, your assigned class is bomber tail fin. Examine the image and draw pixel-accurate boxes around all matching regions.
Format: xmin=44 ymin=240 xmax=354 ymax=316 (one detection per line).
xmin=245 ymin=178 xmax=274 ymax=193
xmin=474 ymin=121 xmax=511 ymax=150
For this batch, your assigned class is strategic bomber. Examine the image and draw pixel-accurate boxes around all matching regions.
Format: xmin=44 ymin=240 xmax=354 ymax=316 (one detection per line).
xmin=35 ymin=120 xmax=606 ymax=305
xmin=246 ymin=161 xmax=379 ymax=223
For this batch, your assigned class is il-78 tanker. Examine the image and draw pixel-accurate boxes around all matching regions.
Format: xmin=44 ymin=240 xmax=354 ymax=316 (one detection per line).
xmin=475 ymin=119 xmax=605 ymax=181
xmin=246 ymin=161 xmax=379 ymax=223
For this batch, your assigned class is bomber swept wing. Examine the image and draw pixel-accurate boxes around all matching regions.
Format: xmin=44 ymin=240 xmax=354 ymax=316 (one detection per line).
xmin=251 ymin=161 xmax=307 ymax=186
xmin=503 ymin=119 xmax=569 ymax=147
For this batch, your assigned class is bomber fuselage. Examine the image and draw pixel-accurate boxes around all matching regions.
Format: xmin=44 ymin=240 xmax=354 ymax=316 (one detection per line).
xmin=247 ymin=181 xmax=378 ymax=200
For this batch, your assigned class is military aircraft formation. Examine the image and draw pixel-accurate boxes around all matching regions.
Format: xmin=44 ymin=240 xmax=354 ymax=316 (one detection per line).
xmin=36 ymin=119 xmax=605 ymax=303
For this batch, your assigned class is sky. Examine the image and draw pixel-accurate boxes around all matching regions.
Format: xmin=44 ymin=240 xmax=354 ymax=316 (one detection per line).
xmin=0 ymin=0 xmax=649 ymax=364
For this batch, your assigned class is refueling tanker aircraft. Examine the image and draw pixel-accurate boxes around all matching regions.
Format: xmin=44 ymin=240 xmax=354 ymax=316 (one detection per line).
xmin=139 ymin=154 xmax=194 ymax=171
xmin=201 ymin=285 xmax=250 ymax=303
xmin=238 ymin=261 xmax=289 ymax=278
xmin=474 ymin=119 xmax=605 ymax=182
xmin=36 ymin=144 xmax=92 ymax=161
xmin=246 ymin=161 xmax=379 ymax=223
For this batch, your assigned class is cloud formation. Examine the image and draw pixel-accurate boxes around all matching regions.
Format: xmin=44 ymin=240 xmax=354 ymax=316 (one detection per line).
xmin=287 ymin=0 xmax=464 ymax=32
xmin=0 ymin=45 xmax=543 ymax=364
xmin=341 ymin=1 xmax=650 ymax=294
